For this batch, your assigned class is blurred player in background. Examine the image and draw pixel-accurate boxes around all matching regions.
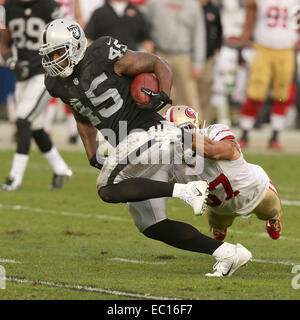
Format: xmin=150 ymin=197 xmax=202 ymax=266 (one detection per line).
xmin=238 ymin=0 xmax=300 ymax=150
xmin=210 ymin=0 xmax=248 ymax=125
xmin=166 ymin=105 xmax=282 ymax=242
xmin=0 ymin=0 xmax=72 ymax=191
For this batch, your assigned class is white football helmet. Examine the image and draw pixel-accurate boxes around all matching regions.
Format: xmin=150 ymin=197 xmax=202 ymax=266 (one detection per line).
xmin=165 ymin=106 xmax=202 ymax=130
xmin=39 ymin=19 xmax=87 ymax=78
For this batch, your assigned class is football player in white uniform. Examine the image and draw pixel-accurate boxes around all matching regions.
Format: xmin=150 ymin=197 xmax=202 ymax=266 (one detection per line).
xmin=238 ymin=0 xmax=300 ymax=150
xmin=39 ymin=18 xmax=252 ymax=277
xmin=165 ymin=105 xmax=282 ymax=241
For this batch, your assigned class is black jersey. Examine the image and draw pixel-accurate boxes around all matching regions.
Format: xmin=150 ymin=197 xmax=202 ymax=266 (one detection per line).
xmin=4 ymin=0 xmax=63 ymax=80
xmin=45 ymin=36 xmax=163 ymax=146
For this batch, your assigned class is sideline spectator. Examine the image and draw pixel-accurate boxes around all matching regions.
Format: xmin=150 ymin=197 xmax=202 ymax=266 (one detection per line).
xmin=85 ymin=0 xmax=154 ymax=52
xmin=142 ymin=0 xmax=206 ymax=117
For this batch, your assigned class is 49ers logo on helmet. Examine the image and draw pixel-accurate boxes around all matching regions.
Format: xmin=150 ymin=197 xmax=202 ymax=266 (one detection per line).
xmin=185 ymin=107 xmax=197 ymax=119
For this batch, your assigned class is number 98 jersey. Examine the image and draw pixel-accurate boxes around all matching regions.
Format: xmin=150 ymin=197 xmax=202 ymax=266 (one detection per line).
xmin=4 ymin=0 xmax=63 ymax=79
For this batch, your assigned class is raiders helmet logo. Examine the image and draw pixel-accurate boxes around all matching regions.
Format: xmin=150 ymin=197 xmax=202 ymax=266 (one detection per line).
xmin=185 ymin=107 xmax=197 ymax=119
xmin=67 ymin=24 xmax=81 ymax=40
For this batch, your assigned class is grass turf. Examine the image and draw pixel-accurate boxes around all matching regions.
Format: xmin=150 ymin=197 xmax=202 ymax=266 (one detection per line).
xmin=0 ymin=150 xmax=299 ymax=300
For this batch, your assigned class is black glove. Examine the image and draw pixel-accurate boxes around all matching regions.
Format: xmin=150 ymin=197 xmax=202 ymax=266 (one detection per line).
xmin=7 ymin=58 xmax=30 ymax=81
xmin=89 ymin=153 xmax=107 ymax=170
xmin=136 ymin=88 xmax=172 ymax=112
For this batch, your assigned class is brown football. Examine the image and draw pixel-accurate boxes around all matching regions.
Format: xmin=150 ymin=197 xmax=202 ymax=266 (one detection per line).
xmin=130 ymin=73 xmax=159 ymax=104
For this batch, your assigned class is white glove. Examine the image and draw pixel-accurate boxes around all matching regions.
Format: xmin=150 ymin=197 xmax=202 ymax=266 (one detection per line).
xmin=148 ymin=123 xmax=182 ymax=144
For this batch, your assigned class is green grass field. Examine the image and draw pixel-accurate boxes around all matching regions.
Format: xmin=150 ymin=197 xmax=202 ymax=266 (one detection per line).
xmin=0 ymin=149 xmax=300 ymax=300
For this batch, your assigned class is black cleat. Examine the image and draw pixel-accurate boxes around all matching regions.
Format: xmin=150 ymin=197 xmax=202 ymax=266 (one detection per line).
xmin=48 ymin=169 xmax=73 ymax=190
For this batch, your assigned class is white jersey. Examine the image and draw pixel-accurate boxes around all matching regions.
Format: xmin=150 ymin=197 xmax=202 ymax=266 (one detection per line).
xmin=173 ymin=124 xmax=270 ymax=216
xmin=253 ymin=0 xmax=299 ymax=49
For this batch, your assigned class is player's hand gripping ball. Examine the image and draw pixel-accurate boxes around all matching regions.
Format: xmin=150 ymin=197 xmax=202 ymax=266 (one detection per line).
xmin=130 ymin=73 xmax=159 ymax=104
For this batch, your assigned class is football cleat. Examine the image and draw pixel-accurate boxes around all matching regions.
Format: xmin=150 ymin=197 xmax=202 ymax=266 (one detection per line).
xmin=181 ymin=181 xmax=209 ymax=216
xmin=268 ymin=140 xmax=282 ymax=150
xmin=49 ymin=169 xmax=73 ymax=190
xmin=238 ymin=139 xmax=247 ymax=149
xmin=266 ymin=217 xmax=282 ymax=240
xmin=212 ymin=227 xmax=227 ymax=241
xmin=0 ymin=177 xmax=21 ymax=191
xmin=206 ymin=243 xmax=252 ymax=277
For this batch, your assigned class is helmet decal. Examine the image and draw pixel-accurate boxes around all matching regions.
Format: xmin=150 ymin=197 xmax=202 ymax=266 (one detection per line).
xmin=185 ymin=107 xmax=197 ymax=119
xmin=67 ymin=24 xmax=81 ymax=40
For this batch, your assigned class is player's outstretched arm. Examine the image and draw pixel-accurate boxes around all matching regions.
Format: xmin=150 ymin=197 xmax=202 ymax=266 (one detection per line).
xmin=192 ymin=135 xmax=240 ymax=161
xmin=114 ymin=50 xmax=173 ymax=98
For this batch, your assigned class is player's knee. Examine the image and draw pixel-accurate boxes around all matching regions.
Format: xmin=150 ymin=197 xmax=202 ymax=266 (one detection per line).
xmin=256 ymin=207 xmax=281 ymax=221
xmin=143 ymin=220 xmax=169 ymax=241
xmin=16 ymin=118 xmax=31 ymax=133
xmin=98 ymin=185 xmax=123 ymax=203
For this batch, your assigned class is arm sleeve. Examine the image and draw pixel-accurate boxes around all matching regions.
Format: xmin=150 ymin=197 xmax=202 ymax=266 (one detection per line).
xmin=204 ymin=124 xmax=235 ymax=142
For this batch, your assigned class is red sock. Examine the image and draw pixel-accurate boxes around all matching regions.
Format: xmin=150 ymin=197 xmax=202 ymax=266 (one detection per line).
xmin=241 ymin=97 xmax=264 ymax=118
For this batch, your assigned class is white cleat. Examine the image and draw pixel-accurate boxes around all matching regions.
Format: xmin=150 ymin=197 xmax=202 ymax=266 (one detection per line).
xmin=206 ymin=244 xmax=252 ymax=277
xmin=182 ymin=181 xmax=209 ymax=216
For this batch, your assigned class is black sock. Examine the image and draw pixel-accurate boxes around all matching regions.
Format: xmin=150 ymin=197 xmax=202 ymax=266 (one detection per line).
xmin=16 ymin=119 xmax=32 ymax=154
xmin=32 ymin=129 xmax=53 ymax=153
xmin=98 ymin=178 xmax=175 ymax=203
xmin=143 ymin=219 xmax=223 ymax=255
xmin=270 ymin=130 xmax=278 ymax=142
xmin=241 ymin=130 xmax=248 ymax=141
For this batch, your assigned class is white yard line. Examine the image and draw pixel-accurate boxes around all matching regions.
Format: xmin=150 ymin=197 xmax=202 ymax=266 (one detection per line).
xmin=6 ymin=276 xmax=178 ymax=300
xmin=252 ymin=259 xmax=296 ymax=266
xmin=0 ymin=203 xmax=128 ymax=222
xmin=282 ymin=200 xmax=300 ymax=207
xmin=0 ymin=259 xmax=22 ymax=264
xmin=108 ymin=256 xmax=298 ymax=268
xmin=108 ymin=258 xmax=166 ymax=265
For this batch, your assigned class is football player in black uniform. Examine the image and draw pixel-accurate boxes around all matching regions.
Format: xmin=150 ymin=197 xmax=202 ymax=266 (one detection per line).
xmin=0 ymin=0 xmax=72 ymax=191
xmin=39 ymin=18 xmax=252 ymax=277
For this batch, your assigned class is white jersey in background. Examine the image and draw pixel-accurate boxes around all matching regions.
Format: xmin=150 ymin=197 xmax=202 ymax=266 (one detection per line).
xmin=254 ymin=0 xmax=299 ymax=49
xmin=173 ymin=124 xmax=270 ymax=216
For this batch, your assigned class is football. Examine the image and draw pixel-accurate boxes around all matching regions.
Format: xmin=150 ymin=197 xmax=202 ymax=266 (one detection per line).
xmin=130 ymin=73 xmax=159 ymax=104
